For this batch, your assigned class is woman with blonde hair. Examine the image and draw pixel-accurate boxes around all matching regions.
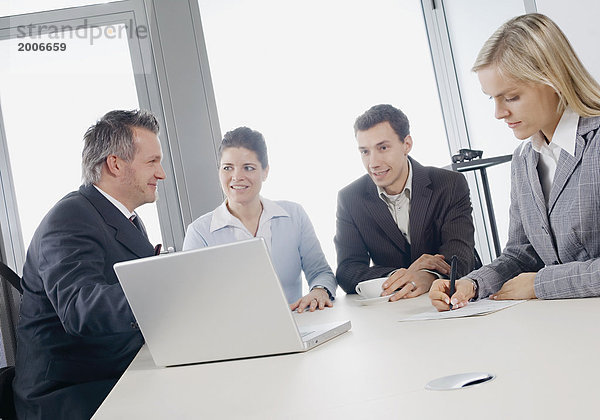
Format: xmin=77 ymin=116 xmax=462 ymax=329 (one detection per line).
xmin=430 ymin=13 xmax=600 ymax=310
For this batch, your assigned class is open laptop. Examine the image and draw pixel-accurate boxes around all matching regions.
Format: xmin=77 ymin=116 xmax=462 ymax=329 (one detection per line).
xmin=113 ymin=238 xmax=351 ymax=366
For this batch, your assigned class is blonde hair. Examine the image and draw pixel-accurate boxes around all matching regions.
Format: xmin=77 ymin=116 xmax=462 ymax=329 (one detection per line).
xmin=472 ymin=13 xmax=600 ymax=117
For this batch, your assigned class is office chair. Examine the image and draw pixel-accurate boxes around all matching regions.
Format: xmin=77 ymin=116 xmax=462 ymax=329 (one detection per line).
xmin=474 ymin=248 xmax=483 ymax=270
xmin=0 ymin=262 xmax=22 ymax=295
xmin=0 ymin=261 xmax=22 ymax=420
xmin=0 ymin=366 xmax=16 ymax=419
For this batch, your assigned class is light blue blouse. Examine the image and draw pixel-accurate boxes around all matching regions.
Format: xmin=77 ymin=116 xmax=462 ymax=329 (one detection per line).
xmin=182 ymin=198 xmax=337 ymax=303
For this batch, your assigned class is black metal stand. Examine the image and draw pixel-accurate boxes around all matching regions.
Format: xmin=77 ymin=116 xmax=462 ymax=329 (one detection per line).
xmin=448 ymin=154 xmax=512 ymax=258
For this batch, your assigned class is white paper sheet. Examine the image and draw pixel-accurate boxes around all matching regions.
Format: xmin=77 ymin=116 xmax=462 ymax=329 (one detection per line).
xmin=399 ymin=299 xmax=526 ymax=321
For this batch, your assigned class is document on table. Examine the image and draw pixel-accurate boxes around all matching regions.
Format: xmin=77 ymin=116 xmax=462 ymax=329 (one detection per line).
xmin=399 ymin=299 xmax=526 ymax=321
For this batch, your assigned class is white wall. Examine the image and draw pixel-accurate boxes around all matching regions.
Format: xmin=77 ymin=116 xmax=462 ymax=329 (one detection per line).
xmin=536 ymin=0 xmax=600 ymax=83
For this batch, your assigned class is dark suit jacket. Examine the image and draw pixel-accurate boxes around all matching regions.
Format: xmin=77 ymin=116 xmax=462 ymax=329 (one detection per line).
xmin=335 ymin=157 xmax=475 ymax=293
xmin=13 ymin=184 xmax=155 ymax=419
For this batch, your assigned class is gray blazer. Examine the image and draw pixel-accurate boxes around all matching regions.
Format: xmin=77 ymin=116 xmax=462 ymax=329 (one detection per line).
xmin=470 ymin=115 xmax=600 ymax=299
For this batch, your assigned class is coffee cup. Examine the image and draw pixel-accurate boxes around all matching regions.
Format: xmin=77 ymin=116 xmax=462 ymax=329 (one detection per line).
xmin=355 ymin=277 xmax=387 ymax=299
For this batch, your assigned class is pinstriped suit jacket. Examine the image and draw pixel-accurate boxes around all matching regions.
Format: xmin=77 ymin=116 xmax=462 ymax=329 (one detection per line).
xmin=469 ymin=115 xmax=600 ymax=299
xmin=335 ymin=157 xmax=475 ymax=294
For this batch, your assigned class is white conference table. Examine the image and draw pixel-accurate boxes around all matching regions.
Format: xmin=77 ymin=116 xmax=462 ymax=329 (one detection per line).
xmin=93 ymin=294 xmax=600 ymax=419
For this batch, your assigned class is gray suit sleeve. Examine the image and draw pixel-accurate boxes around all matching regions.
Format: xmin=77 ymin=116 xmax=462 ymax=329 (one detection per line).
xmin=535 ymin=259 xmax=600 ymax=298
xmin=468 ymin=156 xmax=544 ymax=298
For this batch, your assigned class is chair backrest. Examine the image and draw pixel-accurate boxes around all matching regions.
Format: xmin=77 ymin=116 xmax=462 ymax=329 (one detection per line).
xmin=474 ymin=248 xmax=483 ymax=270
xmin=0 ymin=262 xmax=22 ymax=294
xmin=0 ymin=261 xmax=21 ymax=367
xmin=0 ymin=263 xmax=20 ymax=419
xmin=0 ymin=366 xmax=17 ymax=419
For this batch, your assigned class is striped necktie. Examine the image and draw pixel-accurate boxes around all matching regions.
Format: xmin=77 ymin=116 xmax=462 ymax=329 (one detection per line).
xmin=129 ymin=214 xmax=143 ymax=232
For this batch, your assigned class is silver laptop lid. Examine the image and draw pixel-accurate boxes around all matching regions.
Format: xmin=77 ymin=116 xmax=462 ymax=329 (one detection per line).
xmin=114 ymin=238 xmax=306 ymax=366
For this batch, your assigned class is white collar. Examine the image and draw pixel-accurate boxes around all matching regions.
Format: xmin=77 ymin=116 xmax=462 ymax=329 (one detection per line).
xmin=209 ymin=196 xmax=289 ymax=233
xmin=93 ymin=185 xmax=135 ymax=219
xmin=377 ymin=158 xmax=413 ymax=200
xmin=524 ymin=107 xmax=578 ymax=157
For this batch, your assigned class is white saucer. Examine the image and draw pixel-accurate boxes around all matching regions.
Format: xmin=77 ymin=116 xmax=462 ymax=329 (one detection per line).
xmin=356 ymin=294 xmax=392 ymax=305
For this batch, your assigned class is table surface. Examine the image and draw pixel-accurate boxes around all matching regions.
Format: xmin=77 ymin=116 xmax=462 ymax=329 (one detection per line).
xmin=93 ymin=294 xmax=600 ymax=419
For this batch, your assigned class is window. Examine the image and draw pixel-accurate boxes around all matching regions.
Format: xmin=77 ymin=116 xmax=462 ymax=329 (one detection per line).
xmin=0 ymin=22 xmax=162 ymax=251
xmin=442 ymin=0 xmax=527 ymax=251
xmin=198 ymin=0 xmax=450 ymax=268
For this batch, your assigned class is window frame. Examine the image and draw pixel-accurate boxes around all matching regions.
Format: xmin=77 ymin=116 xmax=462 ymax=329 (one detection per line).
xmin=420 ymin=0 xmax=537 ymax=263
xmin=0 ymin=0 xmax=225 ymax=274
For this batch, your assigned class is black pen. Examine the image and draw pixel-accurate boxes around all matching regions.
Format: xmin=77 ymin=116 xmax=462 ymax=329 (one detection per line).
xmin=449 ymin=255 xmax=457 ymax=309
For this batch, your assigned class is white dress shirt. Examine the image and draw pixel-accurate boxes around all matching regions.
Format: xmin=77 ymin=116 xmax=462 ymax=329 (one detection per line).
xmin=93 ymin=185 xmax=135 ymax=219
xmin=529 ymin=107 xmax=578 ymax=206
xmin=182 ymin=197 xmax=337 ymax=303
xmin=377 ymin=158 xmax=413 ymax=244
xmin=206 ymin=197 xmax=286 ymax=253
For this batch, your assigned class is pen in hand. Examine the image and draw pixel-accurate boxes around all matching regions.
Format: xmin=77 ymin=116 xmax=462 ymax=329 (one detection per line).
xmin=449 ymin=255 xmax=457 ymax=309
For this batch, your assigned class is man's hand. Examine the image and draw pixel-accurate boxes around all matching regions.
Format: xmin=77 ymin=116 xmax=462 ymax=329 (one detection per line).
xmin=290 ymin=288 xmax=333 ymax=313
xmin=382 ymin=269 xmax=435 ymax=300
xmin=490 ymin=272 xmax=537 ymax=300
xmin=407 ymin=253 xmax=451 ymax=275
xmin=381 ymin=254 xmax=450 ymax=300
xmin=429 ymin=278 xmax=476 ymax=311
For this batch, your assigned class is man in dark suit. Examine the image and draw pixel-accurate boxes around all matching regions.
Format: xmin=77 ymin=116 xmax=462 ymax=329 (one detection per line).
xmin=13 ymin=110 xmax=166 ymax=419
xmin=335 ymin=104 xmax=475 ymax=300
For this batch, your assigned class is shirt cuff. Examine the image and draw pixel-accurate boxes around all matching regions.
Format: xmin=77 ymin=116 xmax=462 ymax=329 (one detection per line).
xmin=421 ymin=269 xmax=443 ymax=279
xmin=312 ymin=285 xmax=333 ymax=300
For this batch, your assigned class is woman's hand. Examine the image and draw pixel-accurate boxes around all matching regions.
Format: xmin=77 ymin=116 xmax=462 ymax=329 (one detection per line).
xmin=429 ymin=278 xmax=476 ymax=311
xmin=290 ymin=288 xmax=333 ymax=313
xmin=490 ymin=272 xmax=537 ymax=300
